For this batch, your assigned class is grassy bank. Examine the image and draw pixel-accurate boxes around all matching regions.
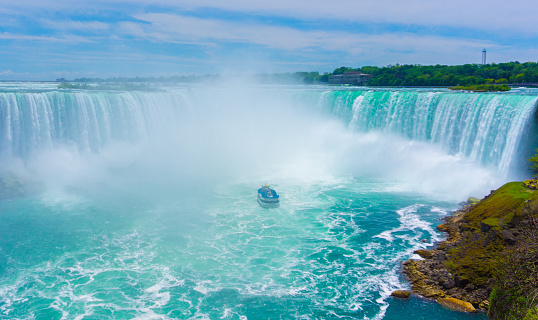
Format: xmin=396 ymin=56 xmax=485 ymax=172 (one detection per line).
xmin=448 ymin=84 xmax=511 ymax=92
xmin=449 ymin=182 xmax=538 ymax=318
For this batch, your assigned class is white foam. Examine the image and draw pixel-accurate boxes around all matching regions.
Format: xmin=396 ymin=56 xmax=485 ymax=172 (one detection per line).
xmin=131 ymin=310 xmax=169 ymax=320
xmin=374 ymin=230 xmax=394 ymax=242
xmin=193 ymin=281 xmax=212 ymax=295
xmin=362 ymin=203 xmax=449 ymax=319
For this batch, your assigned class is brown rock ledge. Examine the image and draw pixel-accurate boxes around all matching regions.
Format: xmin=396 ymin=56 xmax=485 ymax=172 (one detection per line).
xmin=437 ymin=297 xmax=477 ymax=313
xmin=391 ymin=290 xmax=411 ymax=299
xmin=402 ymin=205 xmax=489 ymax=312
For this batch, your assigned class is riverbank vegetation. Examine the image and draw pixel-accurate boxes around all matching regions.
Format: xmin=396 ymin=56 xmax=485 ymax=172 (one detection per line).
xmin=353 ymin=62 xmax=538 ymax=87
xmin=322 ymin=62 xmax=538 ymax=87
xmin=251 ymin=62 xmax=538 ymax=87
xmin=58 ymin=61 xmax=538 ymax=89
xmin=403 ymin=181 xmax=538 ymax=318
xmin=296 ymin=62 xmax=537 ymax=89
xmin=488 ymin=214 xmax=538 ymax=320
xmin=448 ymin=84 xmax=511 ymax=92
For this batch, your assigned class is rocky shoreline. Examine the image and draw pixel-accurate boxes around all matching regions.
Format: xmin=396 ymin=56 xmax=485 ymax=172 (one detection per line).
xmin=402 ymin=206 xmax=487 ymax=313
xmin=396 ymin=182 xmax=538 ymax=318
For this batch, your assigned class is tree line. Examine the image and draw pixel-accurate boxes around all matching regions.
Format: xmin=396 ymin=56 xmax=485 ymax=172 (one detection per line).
xmin=63 ymin=61 xmax=538 ymax=88
xmin=298 ymin=61 xmax=538 ymax=87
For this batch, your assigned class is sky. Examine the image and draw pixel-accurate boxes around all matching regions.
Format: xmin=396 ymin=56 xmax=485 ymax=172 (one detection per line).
xmin=1 ymin=0 xmax=537 ymax=80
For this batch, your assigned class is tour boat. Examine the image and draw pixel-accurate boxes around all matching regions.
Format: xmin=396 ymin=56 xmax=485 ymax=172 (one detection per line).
xmin=257 ymin=185 xmax=280 ymax=208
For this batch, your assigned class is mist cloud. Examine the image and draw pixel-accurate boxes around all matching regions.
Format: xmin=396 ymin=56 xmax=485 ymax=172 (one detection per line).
xmin=3 ymin=84 xmax=505 ymax=202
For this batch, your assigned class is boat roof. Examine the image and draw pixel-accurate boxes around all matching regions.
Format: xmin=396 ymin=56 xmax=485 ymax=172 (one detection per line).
xmin=258 ymin=185 xmax=279 ymax=198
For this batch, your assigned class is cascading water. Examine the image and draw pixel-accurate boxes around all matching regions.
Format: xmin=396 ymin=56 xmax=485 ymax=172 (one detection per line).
xmin=0 ymin=83 xmax=537 ymax=320
xmin=2 ymin=87 xmax=535 ymax=175
xmin=318 ymin=90 xmax=538 ymax=175
xmin=0 ymin=90 xmax=197 ymax=156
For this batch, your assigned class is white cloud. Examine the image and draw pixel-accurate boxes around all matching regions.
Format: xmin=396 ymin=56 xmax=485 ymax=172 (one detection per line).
xmin=41 ymin=20 xmax=110 ymax=32
xmin=125 ymin=13 xmax=318 ymax=49
xmin=125 ymin=13 xmax=494 ymax=55
xmin=4 ymin=0 xmax=538 ymax=36
xmin=0 ymin=70 xmax=31 ymax=78
xmin=119 ymin=0 xmax=538 ymax=35
xmin=1 ymin=0 xmax=535 ymax=78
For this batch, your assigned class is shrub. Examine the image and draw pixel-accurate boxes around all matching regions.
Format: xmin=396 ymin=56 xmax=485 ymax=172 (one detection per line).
xmin=529 ymin=150 xmax=538 ymax=177
xmin=488 ymin=214 xmax=538 ymax=319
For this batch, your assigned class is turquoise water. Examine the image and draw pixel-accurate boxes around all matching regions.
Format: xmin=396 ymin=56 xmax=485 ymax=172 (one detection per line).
xmin=2 ymin=83 xmax=536 ymax=319
xmin=0 ymin=179 xmax=487 ymax=319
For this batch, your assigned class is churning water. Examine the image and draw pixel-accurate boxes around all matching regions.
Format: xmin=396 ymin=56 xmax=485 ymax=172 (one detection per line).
xmin=1 ymin=83 xmax=537 ymax=319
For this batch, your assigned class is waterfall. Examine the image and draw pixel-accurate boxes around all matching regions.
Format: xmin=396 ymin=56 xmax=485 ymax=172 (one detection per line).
xmin=0 ymin=90 xmax=196 ymax=157
xmin=318 ymin=90 xmax=538 ymax=175
xmin=1 ymin=86 xmax=537 ymax=176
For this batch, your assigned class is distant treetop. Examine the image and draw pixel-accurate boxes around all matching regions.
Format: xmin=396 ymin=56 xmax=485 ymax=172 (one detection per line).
xmin=333 ymin=62 xmax=538 ymax=87
xmin=61 ymin=62 xmax=538 ymax=87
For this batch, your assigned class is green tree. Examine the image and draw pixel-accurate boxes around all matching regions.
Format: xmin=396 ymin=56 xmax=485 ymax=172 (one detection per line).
xmin=529 ymin=150 xmax=538 ymax=176
xmin=513 ymin=73 xmax=525 ymax=83
xmin=326 ymin=62 xmax=537 ymax=87
xmin=488 ymin=213 xmax=538 ymax=320
xmin=332 ymin=67 xmax=355 ymax=75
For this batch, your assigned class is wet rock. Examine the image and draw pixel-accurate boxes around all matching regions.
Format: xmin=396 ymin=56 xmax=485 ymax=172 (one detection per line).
xmin=465 ymin=283 xmax=476 ymax=292
xmin=402 ymin=196 xmax=502 ymax=313
xmin=391 ymin=290 xmax=411 ymax=299
xmin=403 ymin=260 xmax=423 ymax=284
xmin=437 ymin=297 xmax=477 ymax=313
xmin=440 ymin=278 xmax=455 ymax=289
xmin=414 ymin=249 xmax=434 ymax=259
xmin=419 ymin=283 xmax=446 ymax=298
xmin=479 ymin=300 xmax=490 ymax=309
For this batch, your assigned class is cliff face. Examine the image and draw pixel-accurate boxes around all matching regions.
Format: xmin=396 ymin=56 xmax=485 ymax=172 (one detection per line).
xmin=403 ymin=182 xmax=538 ymax=319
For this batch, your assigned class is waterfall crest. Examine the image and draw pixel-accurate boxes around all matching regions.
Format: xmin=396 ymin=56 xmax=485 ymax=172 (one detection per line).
xmin=319 ymin=90 xmax=538 ymax=174
xmin=1 ymin=87 xmax=536 ymax=175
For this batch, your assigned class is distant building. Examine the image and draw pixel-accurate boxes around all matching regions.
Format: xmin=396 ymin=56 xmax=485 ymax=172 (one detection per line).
xmin=328 ymin=71 xmax=373 ymax=85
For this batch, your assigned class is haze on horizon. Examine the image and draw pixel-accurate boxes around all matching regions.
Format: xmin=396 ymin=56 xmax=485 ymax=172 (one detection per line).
xmin=1 ymin=0 xmax=537 ymax=81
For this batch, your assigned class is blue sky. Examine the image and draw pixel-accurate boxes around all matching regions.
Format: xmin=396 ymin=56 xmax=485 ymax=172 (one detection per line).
xmin=1 ymin=0 xmax=537 ymax=80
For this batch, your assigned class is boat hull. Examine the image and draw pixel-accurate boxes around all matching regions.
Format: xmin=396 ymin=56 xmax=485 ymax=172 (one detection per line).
xmin=257 ymin=196 xmax=280 ymax=208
